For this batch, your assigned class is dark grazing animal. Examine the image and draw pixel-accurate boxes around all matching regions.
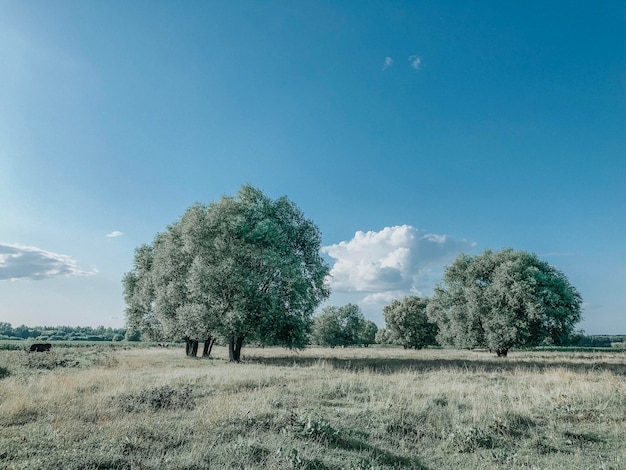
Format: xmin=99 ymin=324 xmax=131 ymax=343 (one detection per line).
xmin=28 ymin=343 xmax=52 ymax=353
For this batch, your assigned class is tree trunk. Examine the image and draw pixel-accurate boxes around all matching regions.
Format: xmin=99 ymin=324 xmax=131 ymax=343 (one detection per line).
xmin=202 ymin=336 xmax=215 ymax=358
xmin=496 ymin=348 xmax=509 ymax=357
xmin=184 ymin=336 xmax=192 ymax=356
xmin=228 ymin=336 xmax=244 ymax=362
xmin=191 ymin=339 xmax=199 ymax=357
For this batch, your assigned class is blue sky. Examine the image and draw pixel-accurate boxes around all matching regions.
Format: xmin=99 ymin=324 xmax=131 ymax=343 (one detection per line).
xmin=1 ymin=1 xmax=624 ymax=334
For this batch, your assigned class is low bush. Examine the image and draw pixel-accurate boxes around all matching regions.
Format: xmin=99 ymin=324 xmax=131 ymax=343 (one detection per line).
xmin=291 ymin=413 xmax=342 ymax=445
xmin=118 ymin=385 xmax=195 ymax=412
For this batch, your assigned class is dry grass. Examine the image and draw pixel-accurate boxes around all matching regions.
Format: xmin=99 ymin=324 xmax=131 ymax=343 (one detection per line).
xmin=1 ymin=345 xmax=625 ymax=469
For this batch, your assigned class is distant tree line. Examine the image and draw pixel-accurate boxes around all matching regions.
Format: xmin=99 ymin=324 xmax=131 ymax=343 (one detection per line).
xmin=2 ymin=317 xmax=619 ymax=352
xmin=577 ymin=335 xmax=626 ymax=348
xmin=0 ymin=322 xmax=136 ymax=342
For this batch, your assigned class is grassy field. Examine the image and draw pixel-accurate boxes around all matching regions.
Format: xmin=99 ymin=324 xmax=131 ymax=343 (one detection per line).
xmin=1 ymin=345 xmax=625 ymax=469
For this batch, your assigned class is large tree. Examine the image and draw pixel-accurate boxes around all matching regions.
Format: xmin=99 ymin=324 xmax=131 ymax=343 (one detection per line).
xmin=427 ymin=249 xmax=582 ymax=356
xmin=383 ymin=296 xmax=438 ymax=349
xmin=123 ymin=185 xmax=330 ymax=361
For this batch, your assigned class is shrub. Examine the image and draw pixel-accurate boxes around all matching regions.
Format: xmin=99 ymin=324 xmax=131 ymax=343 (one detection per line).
xmin=118 ymin=385 xmax=195 ymax=412
xmin=292 ymin=413 xmax=342 ymax=445
xmin=23 ymin=352 xmax=80 ymax=370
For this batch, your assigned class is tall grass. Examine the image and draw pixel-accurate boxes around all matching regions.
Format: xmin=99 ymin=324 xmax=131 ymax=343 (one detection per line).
xmin=1 ymin=345 xmax=625 ymax=469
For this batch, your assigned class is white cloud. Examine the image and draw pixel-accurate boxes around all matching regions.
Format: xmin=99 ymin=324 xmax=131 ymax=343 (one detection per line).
xmin=106 ymin=231 xmax=124 ymax=238
xmin=322 ymin=225 xmax=474 ymax=295
xmin=382 ymin=56 xmax=394 ymax=70
xmin=409 ymin=55 xmax=421 ymax=70
xmin=0 ymin=243 xmax=97 ymax=281
xmin=361 ymin=291 xmax=401 ymax=305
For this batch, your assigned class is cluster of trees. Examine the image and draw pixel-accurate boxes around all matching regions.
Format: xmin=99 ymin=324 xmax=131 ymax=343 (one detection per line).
xmin=123 ymin=186 xmax=585 ymax=360
xmin=377 ymin=249 xmax=583 ymax=356
xmin=0 ymin=323 xmax=132 ymax=342
xmin=310 ymin=304 xmax=377 ymax=347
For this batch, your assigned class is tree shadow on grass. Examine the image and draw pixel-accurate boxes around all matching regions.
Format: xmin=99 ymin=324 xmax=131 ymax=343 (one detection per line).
xmin=334 ymin=435 xmax=431 ymax=469
xmin=243 ymin=353 xmax=626 ymax=376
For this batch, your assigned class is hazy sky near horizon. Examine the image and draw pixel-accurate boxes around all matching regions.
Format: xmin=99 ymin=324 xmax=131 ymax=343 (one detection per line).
xmin=1 ymin=1 xmax=624 ymax=334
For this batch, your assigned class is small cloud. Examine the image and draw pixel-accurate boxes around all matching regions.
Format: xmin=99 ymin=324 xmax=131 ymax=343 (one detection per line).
xmin=382 ymin=56 xmax=394 ymax=71
xmin=106 ymin=231 xmax=124 ymax=238
xmin=409 ymin=55 xmax=421 ymax=70
xmin=362 ymin=291 xmax=402 ymax=305
xmin=0 ymin=243 xmax=97 ymax=281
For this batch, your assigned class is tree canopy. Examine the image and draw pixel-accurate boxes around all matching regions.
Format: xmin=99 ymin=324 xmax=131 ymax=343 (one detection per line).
xmin=382 ymin=296 xmax=438 ymax=349
xmin=311 ymin=304 xmax=378 ymax=347
xmin=427 ymin=249 xmax=582 ymax=356
xmin=123 ymin=185 xmax=330 ymax=361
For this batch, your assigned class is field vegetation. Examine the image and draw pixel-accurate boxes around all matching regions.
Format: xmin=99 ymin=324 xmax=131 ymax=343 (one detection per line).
xmin=0 ymin=323 xmax=131 ymax=342
xmin=1 ymin=344 xmax=625 ymax=469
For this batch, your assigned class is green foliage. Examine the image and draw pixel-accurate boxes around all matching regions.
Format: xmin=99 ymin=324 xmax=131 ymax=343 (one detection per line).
xmin=125 ymin=329 xmax=142 ymax=342
xmin=427 ymin=249 xmax=583 ymax=356
xmin=0 ymin=323 xmax=127 ymax=342
xmin=311 ymin=304 xmax=378 ymax=347
xmin=375 ymin=327 xmax=393 ymax=345
xmin=123 ymin=185 xmax=330 ymax=360
xmin=291 ymin=413 xmax=342 ymax=445
xmin=359 ymin=320 xmax=378 ymax=346
xmin=383 ymin=296 xmax=438 ymax=349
